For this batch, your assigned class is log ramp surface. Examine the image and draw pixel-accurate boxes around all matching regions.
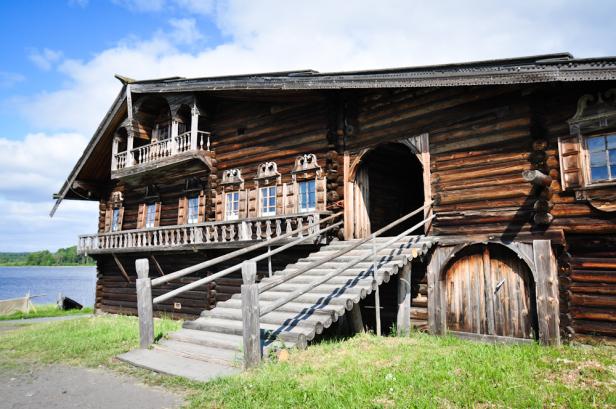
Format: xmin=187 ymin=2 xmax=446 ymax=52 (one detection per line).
xmin=118 ymin=235 xmax=433 ymax=382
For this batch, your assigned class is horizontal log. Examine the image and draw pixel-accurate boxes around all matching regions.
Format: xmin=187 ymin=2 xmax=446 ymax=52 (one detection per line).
xmin=522 ymin=170 xmax=552 ymax=187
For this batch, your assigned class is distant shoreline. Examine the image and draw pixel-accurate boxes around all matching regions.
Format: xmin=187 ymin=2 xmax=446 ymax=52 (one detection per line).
xmin=0 ymin=264 xmax=96 ymax=268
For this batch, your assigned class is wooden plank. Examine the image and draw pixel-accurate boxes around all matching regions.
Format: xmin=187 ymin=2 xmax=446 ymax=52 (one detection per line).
xmin=241 ymin=260 xmax=261 ymax=369
xmin=533 ymin=240 xmax=560 ymax=345
xmin=135 ymin=258 xmax=154 ymax=349
xmin=396 ymin=263 xmax=411 ymax=336
xmin=112 ymin=253 xmax=131 ymax=282
xmin=149 ymin=255 xmax=165 ymax=276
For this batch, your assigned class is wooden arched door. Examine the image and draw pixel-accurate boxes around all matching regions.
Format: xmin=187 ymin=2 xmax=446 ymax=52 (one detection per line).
xmin=445 ymin=245 xmax=537 ymax=339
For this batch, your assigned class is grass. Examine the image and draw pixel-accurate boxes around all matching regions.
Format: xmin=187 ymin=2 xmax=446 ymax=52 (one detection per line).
xmin=0 ymin=304 xmax=94 ymax=321
xmin=0 ymin=316 xmax=614 ymax=408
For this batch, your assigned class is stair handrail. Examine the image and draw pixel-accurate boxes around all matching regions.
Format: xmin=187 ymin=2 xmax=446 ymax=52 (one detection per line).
xmin=151 ymin=212 xmax=342 ymax=288
xmin=258 ymin=202 xmax=434 ymax=316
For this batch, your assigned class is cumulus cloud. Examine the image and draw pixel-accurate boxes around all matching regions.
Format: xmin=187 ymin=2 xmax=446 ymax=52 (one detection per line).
xmin=168 ymin=18 xmax=204 ymax=44
xmin=0 ymin=132 xmax=98 ymax=251
xmin=0 ymin=71 xmax=25 ymax=88
xmin=112 ymin=0 xmax=166 ymax=12
xmin=28 ymin=48 xmax=63 ymax=71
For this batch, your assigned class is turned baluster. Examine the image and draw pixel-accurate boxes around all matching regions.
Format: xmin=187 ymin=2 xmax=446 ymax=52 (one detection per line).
xmin=183 ymin=228 xmax=188 ymax=244
xmin=213 ymin=226 xmax=219 ymax=242
xmin=221 ymin=225 xmax=227 ymax=242
xmin=285 ymin=219 xmax=292 ymax=235
xmin=230 ymin=224 xmax=236 ymax=241
xmin=275 ymin=219 xmax=282 ymax=237
xmin=205 ymin=226 xmax=211 ymax=243
xmin=256 ymin=222 xmax=262 ymax=239
xmin=265 ymin=220 xmax=272 ymax=240
xmin=246 ymin=222 xmax=253 ymax=240
xmin=297 ymin=217 xmax=304 ymax=237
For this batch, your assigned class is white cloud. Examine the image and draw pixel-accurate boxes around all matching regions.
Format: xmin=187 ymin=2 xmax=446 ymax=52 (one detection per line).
xmin=28 ymin=48 xmax=63 ymax=71
xmin=168 ymin=18 xmax=204 ymax=44
xmin=0 ymin=132 xmax=98 ymax=251
xmin=112 ymin=0 xmax=166 ymax=12
xmin=173 ymin=0 xmax=215 ymax=15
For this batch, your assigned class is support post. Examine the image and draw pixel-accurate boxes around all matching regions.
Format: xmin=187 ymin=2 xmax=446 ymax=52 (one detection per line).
xmin=241 ymin=260 xmax=261 ymax=369
xmin=350 ymin=303 xmax=364 ymax=334
xmin=111 ymin=136 xmax=120 ymax=170
xmin=125 ymin=84 xmax=134 ymax=167
xmin=533 ymin=240 xmax=561 ymax=345
xmin=171 ymin=119 xmax=179 ymax=154
xmin=190 ymin=101 xmax=199 ymax=151
xmin=371 ymin=236 xmax=381 ymax=336
xmin=396 ymin=263 xmax=412 ymax=336
xmin=135 ymin=258 xmax=154 ymax=349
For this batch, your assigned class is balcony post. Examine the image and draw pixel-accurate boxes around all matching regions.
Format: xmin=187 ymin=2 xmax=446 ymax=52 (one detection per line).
xmin=190 ymin=102 xmax=199 ymax=151
xmin=126 ymin=131 xmax=134 ymax=167
xmin=171 ymin=118 xmax=179 ymax=154
xmin=111 ymin=136 xmax=120 ymax=170
xmin=135 ymin=258 xmax=154 ymax=349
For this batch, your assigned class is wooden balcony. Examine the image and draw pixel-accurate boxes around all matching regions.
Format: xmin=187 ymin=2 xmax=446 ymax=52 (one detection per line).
xmin=111 ymin=131 xmax=211 ymax=179
xmin=77 ymin=212 xmax=330 ymax=255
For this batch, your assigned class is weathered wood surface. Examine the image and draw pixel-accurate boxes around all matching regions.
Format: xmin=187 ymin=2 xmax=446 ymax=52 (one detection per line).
xmin=135 ymin=258 xmax=154 ymax=348
xmin=241 ymin=260 xmax=261 ymax=369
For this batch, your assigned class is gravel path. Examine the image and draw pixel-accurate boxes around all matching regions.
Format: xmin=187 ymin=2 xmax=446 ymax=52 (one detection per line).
xmin=0 ymin=365 xmax=183 ymax=409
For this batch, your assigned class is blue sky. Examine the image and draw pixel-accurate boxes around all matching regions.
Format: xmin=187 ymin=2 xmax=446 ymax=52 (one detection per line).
xmin=1 ymin=0 xmax=616 ymax=252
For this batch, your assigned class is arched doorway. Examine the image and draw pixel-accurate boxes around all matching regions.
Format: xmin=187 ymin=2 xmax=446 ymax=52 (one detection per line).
xmin=351 ymin=142 xmax=424 ymax=238
xmin=444 ymin=244 xmax=538 ymax=339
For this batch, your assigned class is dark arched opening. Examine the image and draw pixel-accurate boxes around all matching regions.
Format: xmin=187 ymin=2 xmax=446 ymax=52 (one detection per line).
xmin=134 ymin=95 xmax=171 ymax=147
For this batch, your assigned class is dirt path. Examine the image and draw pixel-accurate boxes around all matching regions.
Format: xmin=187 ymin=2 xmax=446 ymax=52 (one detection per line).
xmin=0 ymin=364 xmax=183 ymax=409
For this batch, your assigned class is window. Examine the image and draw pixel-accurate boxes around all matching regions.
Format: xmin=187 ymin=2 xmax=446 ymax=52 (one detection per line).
xmin=111 ymin=208 xmax=121 ymax=232
xmin=187 ymin=195 xmax=199 ymax=224
xmin=145 ymin=203 xmax=157 ymax=228
xmin=225 ymin=191 xmax=240 ymax=220
xmin=298 ymin=179 xmax=316 ymax=212
xmin=260 ymin=186 xmax=276 ymax=216
xmin=588 ymin=134 xmax=616 ymax=183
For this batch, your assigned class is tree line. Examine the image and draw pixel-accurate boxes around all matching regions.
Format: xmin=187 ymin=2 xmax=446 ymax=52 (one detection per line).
xmin=0 ymin=246 xmax=95 ymax=266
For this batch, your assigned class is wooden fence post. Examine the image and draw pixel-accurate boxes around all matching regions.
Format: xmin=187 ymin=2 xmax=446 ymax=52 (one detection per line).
xmin=135 ymin=258 xmax=154 ymax=349
xmin=533 ymin=240 xmax=561 ymax=345
xmin=241 ymin=260 xmax=261 ymax=369
xmin=397 ymin=263 xmax=412 ymax=336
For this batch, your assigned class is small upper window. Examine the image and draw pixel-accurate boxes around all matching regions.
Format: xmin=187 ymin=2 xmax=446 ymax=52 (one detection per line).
xmin=588 ymin=134 xmax=616 ymax=183
xmin=111 ymin=208 xmax=121 ymax=232
xmin=225 ymin=191 xmax=240 ymax=220
xmin=298 ymin=180 xmax=316 ymax=212
xmin=260 ymin=186 xmax=276 ymax=216
xmin=145 ymin=203 xmax=157 ymax=228
xmin=187 ymin=195 xmax=199 ymax=224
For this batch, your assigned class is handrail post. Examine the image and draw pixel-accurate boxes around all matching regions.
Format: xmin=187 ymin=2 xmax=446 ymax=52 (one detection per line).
xmin=267 ymin=245 xmax=272 ymax=277
xmin=372 ymin=234 xmax=381 ymax=336
xmin=135 ymin=258 xmax=154 ymax=349
xmin=241 ymin=260 xmax=261 ymax=369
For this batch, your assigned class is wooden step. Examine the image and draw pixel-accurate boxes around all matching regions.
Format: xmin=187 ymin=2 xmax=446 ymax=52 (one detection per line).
xmin=168 ymin=329 xmax=243 ymax=351
xmin=156 ymin=339 xmax=241 ymax=366
xmin=256 ymin=290 xmax=361 ymax=307
xmin=117 ymin=348 xmax=240 ymax=382
xmin=202 ymin=307 xmax=334 ymax=331
xmin=216 ymin=299 xmax=345 ymax=320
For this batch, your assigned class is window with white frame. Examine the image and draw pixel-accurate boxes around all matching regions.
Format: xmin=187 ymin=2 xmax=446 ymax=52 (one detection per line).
xmin=145 ymin=203 xmax=157 ymax=228
xmin=225 ymin=191 xmax=240 ymax=220
xmin=187 ymin=195 xmax=199 ymax=224
xmin=587 ymin=134 xmax=616 ymax=183
xmin=111 ymin=208 xmax=121 ymax=232
xmin=260 ymin=186 xmax=276 ymax=216
xmin=298 ymin=179 xmax=316 ymax=212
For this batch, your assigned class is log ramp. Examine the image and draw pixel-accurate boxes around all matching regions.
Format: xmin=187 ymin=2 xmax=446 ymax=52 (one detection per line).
xmin=118 ymin=235 xmax=433 ymax=382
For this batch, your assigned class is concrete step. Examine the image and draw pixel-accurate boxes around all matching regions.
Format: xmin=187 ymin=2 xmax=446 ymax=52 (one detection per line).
xmin=117 ymin=348 xmax=240 ymax=383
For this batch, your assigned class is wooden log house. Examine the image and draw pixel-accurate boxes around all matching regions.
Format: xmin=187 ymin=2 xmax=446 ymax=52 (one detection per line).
xmin=54 ymin=53 xmax=616 ymax=344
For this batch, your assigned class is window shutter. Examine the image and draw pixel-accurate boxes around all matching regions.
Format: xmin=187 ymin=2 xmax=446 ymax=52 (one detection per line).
xmin=316 ymin=177 xmax=327 ymax=211
xmin=154 ymin=202 xmax=161 ymax=227
xmin=239 ymin=189 xmax=248 ymax=219
xmin=247 ymin=188 xmax=258 ymax=218
xmin=117 ymin=207 xmax=125 ymax=230
xmin=198 ymin=191 xmax=206 ymax=223
xmin=558 ymin=136 xmax=584 ymax=190
xmin=137 ymin=203 xmax=146 ymax=229
xmin=104 ymin=207 xmax=112 ymax=233
xmin=177 ymin=197 xmax=187 ymax=225
xmin=276 ymin=184 xmax=284 ymax=216
xmin=215 ymin=191 xmax=224 ymax=221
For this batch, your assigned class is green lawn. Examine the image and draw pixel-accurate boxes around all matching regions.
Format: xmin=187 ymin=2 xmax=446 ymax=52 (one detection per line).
xmin=0 ymin=316 xmax=614 ymax=408
xmin=0 ymin=304 xmax=93 ymax=321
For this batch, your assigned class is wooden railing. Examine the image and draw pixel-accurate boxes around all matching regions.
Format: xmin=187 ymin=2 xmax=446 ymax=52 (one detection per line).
xmin=78 ymin=212 xmax=328 ymax=254
xmin=111 ymin=131 xmax=211 ymax=171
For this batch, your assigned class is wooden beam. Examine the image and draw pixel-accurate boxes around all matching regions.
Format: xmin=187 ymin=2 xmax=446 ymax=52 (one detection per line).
xmin=533 ymin=240 xmax=560 ymax=345
xmin=396 ymin=263 xmax=412 ymax=336
xmin=350 ymin=303 xmax=364 ymax=334
xmin=149 ymin=255 xmax=165 ymax=276
xmin=112 ymin=253 xmax=131 ymax=282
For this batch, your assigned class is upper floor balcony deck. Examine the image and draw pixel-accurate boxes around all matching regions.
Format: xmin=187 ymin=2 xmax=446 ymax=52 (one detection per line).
xmin=77 ymin=212 xmax=329 ymax=255
xmin=111 ymin=131 xmax=211 ymax=179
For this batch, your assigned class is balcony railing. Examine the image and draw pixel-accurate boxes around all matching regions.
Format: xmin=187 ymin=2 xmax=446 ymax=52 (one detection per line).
xmin=77 ymin=212 xmax=329 ymax=255
xmin=112 ymin=131 xmax=210 ymax=171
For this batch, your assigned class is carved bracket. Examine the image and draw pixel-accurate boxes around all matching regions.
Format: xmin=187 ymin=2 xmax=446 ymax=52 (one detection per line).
xmin=221 ymin=168 xmax=244 ymax=185
xmin=292 ymin=154 xmax=320 ymax=173
xmin=256 ymin=161 xmax=280 ymax=180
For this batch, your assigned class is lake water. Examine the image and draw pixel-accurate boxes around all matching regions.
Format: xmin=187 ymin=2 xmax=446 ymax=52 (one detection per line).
xmin=0 ymin=266 xmax=97 ymax=306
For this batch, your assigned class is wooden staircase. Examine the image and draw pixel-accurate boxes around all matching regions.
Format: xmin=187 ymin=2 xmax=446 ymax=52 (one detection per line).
xmin=118 ymin=235 xmax=434 ymax=381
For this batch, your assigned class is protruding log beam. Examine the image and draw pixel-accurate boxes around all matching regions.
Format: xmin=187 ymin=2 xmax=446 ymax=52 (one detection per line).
xmin=533 ymin=199 xmax=554 ymax=212
xmin=522 ymin=169 xmax=552 ymax=187
xmin=534 ymin=212 xmax=554 ymax=225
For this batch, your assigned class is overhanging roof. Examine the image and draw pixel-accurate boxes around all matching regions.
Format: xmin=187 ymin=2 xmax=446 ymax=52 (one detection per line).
xmin=51 ymin=53 xmax=616 ymax=216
